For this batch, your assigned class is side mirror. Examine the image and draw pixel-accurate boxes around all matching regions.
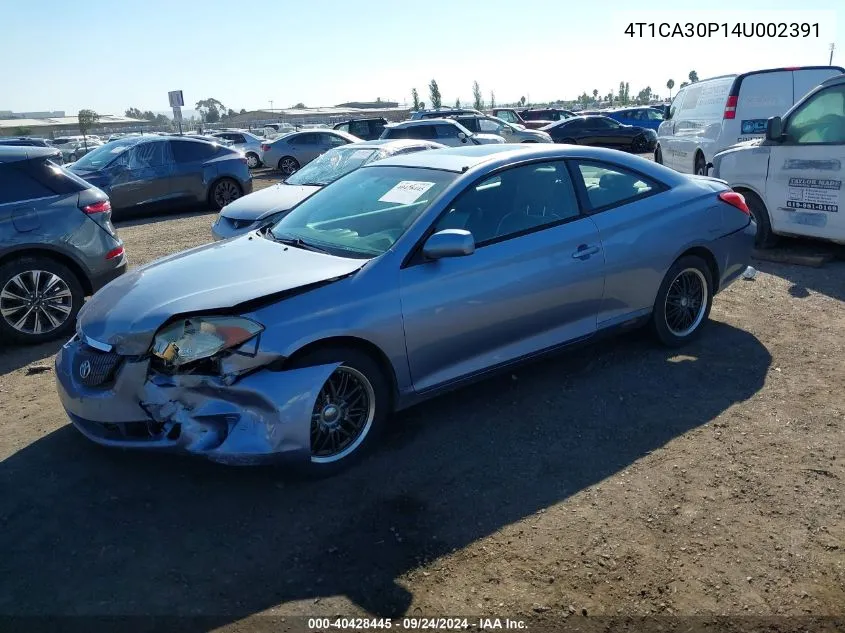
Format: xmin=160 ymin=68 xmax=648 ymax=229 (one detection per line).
xmin=457 ymin=132 xmax=468 ymax=143
xmin=422 ymin=229 xmax=475 ymax=260
xmin=766 ymin=116 xmax=784 ymax=142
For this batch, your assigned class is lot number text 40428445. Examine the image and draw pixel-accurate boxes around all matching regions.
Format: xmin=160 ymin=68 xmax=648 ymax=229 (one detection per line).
xmin=623 ymin=22 xmax=819 ymax=38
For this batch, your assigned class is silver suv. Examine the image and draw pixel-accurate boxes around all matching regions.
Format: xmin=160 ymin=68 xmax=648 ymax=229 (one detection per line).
xmin=409 ymin=107 xmax=483 ymax=120
xmin=381 ymin=119 xmax=504 ymax=146
xmin=453 ymin=114 xmax=552 ymax=143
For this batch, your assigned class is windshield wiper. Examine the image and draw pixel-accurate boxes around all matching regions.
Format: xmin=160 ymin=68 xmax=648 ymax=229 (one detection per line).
xmin=267 ymin=230 xmax=329 ymax=253
xmin=292 ymin=181 xmax=327 ymax=187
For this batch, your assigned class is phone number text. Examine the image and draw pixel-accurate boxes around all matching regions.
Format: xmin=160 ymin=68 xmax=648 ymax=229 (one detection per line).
xmin=624 ymin=22 xmax=819 ymax=38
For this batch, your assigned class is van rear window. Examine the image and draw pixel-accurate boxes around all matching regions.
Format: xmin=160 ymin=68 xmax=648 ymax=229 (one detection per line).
xmin=678 ymin=78 xmax=733 ymax=119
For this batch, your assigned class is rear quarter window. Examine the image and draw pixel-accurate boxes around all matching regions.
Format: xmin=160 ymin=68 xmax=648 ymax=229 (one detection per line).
xmin=170 ymin=140 xmax=220 ymax=163
xmin=0 ymin=162 xmax=65 ymax=204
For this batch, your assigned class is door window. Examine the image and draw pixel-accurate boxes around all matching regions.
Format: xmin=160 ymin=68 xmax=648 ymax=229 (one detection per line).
xmin=349 ymin=121 xmax=370 ymax=137
xmin=572 ymin=161 xmax=659 ymax=211
xmin=335 ymin=123 xmax=350 ymax=133
xmin=498 ymin=111 xmax=517 ymax=123
xmin=645 ymin=108 xmax=665 ymax=121
xmin=127 ymin=141 xmax=169 ymax=169
xmin=295 ymin=133 xmax=320 ymax=145
xmin=433 ymin=161 xmax=581 ymax=245
xmin=784 ymin=84 xmax=845 ymax=144
xmin=170 ymin=140 xmax=217 ymax=163
xmin=322 ymin=133 xmax=349 ymax=147
xmin=478 ymin=119 xmax=503 ymax=134
xmin=434 ymin=124 xmax=462 ymax=140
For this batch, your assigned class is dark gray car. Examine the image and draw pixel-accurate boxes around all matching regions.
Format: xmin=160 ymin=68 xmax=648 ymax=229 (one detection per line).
xmin=0 ymin=146 xmax=127 ymax=345
xmin=68 ymin=136 xmax=253 ymax=219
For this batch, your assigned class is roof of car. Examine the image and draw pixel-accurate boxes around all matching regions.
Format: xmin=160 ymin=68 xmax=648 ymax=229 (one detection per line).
xmin=387 ymin=118 xmax=461 ymax=127
xmin=341 ymin=139 xmax=441 ymax=150
xmin=370 ymin=144 xmax=689 ymax=187
xmin=0 ymin=145 xmax=59 ymax=163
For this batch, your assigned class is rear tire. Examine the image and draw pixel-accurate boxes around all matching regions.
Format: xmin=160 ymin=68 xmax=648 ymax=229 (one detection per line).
xmin=0 ymin=256 xmax=84 ymax=345
xmin=278 ymin=156 xmax=300 ymax=176
xmin=654 ymin=145 xmax=663 ymax=164
xmin=742 ymin=190 xmax=778 ymax=249
xmin=561 ymin=137 xmax=577 ymax=145
xmin=694 ymin=153 xmax=707 ymax=176
xmin=288 ymin=347 xmax=391 ymax=477
xmin=209 ymin=178 xmax=242 ymax=211
xmin=651 ymin=255 xmax=713 ymax=348
xmin=245 ymin=152 xmax=260 ymax=169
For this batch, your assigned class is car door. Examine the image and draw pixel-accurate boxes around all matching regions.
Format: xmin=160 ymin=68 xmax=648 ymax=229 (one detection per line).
xmin=398 ymin=160 xmax=605 ymax=392
xmin=568 ymin=159 xmax=671 ymax=326
xmin=168 ymin=139 xmax=217 ymax=204
xmin=434 ymin=123 xmax=469 ymax=147
xmin=287 ymin=132 xmax=322 ymax=165
xmin=107 ymin=140 xmax=174 ymax=210
xmin=765 ymin=82 xmax=845 ymax=241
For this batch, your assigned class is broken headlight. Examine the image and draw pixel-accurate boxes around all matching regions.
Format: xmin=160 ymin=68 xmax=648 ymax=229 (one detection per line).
xmin=151 ymin=316 xmax=263 ymax=368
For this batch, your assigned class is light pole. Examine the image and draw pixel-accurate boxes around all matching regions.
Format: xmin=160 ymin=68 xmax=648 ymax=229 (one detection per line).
xmin=269 ymin=100 xmax=274 ymax=112
xmin=830 ymin=43 xmax=836 ymax=66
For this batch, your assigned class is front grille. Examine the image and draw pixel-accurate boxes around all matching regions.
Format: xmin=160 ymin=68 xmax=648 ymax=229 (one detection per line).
xmin=74 ymin=346 xmax=123 ymax=387
xmin=227 ymin=217 xmax=254 ymax=230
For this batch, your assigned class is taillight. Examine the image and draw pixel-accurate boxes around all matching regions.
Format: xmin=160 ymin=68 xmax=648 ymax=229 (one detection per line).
xmin=105 ymin=246 xmax=124 ymax=260
xmin=260 ymin=144 xmax=271 ymax=151
xmin=723 ymin=95 xmax=738 ymax=120
xmin=718 ymin=191 xmax=750 ymax=215
xmin=82 ymin=200 xmax=111 ymax=215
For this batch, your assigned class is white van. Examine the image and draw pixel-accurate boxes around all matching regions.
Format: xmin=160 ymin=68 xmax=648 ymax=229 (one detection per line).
xmin=656 ymin=66 xmax=844 ymax=175
xmin=711 ymin=73 xmax=845 ymax=247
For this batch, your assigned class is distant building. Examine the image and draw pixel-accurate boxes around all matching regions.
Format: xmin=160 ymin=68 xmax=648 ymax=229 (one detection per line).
xmin=0 ymin=110 xmax=65 ymax=119
xmin=0 ymin=113 xmax=147 ymax=137
xmin=335 ymin=101 xmax=399 ymax=109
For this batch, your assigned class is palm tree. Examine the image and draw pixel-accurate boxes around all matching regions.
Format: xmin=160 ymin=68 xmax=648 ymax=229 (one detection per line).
xmin=666 ymin=79 xmax=675 ymax=99
xmin=688 ymin=70 xmax=699 ymax=83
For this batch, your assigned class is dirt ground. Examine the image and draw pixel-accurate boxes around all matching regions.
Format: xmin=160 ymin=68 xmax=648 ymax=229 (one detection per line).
xmin=0 ymin=166 xmax=843 ymax=632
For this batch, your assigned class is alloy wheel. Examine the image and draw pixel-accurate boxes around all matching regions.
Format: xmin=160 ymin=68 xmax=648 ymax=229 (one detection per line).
xmin=279 ymin=158 xmax=299 ymax=175
xmin=213 ymin=180 xmax=241 ymax=208
xmin=246 ymin=154 xmax=259 ymax=168
xmin=0 ymin=270 xmax=73 ymax=335
xmin=664 ymin=268 xmax=708 ymax=337
xmin=310 ymin=366 xmax=376 ymax=464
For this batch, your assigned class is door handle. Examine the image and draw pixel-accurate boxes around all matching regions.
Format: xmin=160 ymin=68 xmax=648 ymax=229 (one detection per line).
xmin=571 ymin=244 xmax=600 ymax=259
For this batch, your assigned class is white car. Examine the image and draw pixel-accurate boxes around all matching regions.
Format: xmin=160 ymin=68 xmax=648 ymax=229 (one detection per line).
xmin=380 ymin=118 xmax=504 ymax=147
xmin=711 ymin=73 xmax=845 ymax=247
xmin=657 ymin=65 xmax=844 ymax=176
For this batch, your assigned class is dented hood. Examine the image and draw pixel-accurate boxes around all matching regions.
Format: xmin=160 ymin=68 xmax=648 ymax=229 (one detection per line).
xmin=219 ymin=182 xmax=320 ymax=221
xmin=78 ymin=235 xmax=365 ymax=354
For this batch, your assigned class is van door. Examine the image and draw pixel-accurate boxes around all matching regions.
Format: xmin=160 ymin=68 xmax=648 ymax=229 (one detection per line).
xmin=732 ymin=71 xmax=794 ymax=147
xmin=765 ymin=81 xmax=845 ymax=242
xmin=658 ymin=88 xmax=684 ymax=170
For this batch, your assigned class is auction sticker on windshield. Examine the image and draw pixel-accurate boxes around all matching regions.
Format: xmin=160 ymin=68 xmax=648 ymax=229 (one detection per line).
xmin=379 ymin=181 xmax=436 ymax=204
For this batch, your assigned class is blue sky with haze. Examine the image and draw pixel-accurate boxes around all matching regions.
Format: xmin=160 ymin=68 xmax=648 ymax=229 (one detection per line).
xmin=2 ymin=0 xmax=841 ymax=115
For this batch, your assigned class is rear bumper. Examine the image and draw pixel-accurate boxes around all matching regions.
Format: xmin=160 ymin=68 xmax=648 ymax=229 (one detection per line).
xmin=712 ymin=221 xmax=756 ymax=293
xmin=88 ymin=255 xmax=127 ymax=294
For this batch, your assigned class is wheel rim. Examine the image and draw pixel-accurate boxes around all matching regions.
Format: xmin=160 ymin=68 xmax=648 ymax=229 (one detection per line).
xmin=1 ymin=270 xmax=73 ymax=335
xmin=214 ymin=180 xmax=240 ymax=207
xmin=664 ymin=268 xmax=708 ymax=337
xmin=246 ymin=154 xmax=259 ymax=168
xmin=310 ymin=366 xmax=376 ymax=464
xmin=280 ymin=158 xmax=298 ymax=175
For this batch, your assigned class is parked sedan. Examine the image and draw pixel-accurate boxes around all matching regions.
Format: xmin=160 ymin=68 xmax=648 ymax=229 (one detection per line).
xmin=61 ymin=139 xmax=103 ymax=163
xmin=56 ymin=144 xmax=754 ymax=475
xmin=381 ymin=119 xmax=504 ymax=146
xmin=453 ymin=114 xmax=552 ymax=143
xmin=604 ymin=107 xmax=665 ymax=131
xmin=0 ymin=146 xmax=126 ymax=345
xmin=212 ymin=139 xmax=444 ymax=240
xmin=260 ymin=130 xmax=361 ymax=176
xmin=211 ymin=130 xmax=265 ymax=168
xmin=543 ymin=115 xmax=658 ymax=152
xmin=68 ymin=136 xmax=252 ymax=218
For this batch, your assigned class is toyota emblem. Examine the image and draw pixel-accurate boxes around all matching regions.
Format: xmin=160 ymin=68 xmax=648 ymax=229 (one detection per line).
xmin=79 ymin=360 xmax=92 ymax=380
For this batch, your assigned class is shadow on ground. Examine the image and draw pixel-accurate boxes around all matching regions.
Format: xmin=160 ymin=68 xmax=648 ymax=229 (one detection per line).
xmin=752 ymin=239 xmax=845 ymax=303
xmin=0 ymin=322 xmax=771 ymax=627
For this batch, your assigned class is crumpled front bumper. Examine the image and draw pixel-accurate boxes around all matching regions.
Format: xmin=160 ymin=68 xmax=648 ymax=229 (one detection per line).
xmin=55 ymin=336 xmax=338 ymax=465
xmin=210 ymin=214 xmax=262 ymax=241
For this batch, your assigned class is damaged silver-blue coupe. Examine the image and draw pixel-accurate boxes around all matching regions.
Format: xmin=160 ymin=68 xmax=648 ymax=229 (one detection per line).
xmin=56 ymin=144 xmax=755 ymax=475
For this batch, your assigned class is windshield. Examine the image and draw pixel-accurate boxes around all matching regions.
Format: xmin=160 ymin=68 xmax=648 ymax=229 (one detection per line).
xmin=285 ymin=146 xmax=382 ymax=186
xmin=70 ymin=140 xmax=135 ymax=170
xmin=269 ymin=165 xmax=457 ymax=258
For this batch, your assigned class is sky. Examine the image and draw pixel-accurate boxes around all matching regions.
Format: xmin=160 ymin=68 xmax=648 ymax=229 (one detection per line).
xmin=1 ymin=0 xmax=842 ymax=116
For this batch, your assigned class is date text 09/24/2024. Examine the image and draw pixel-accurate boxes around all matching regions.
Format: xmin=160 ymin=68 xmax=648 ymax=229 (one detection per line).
xmin=307 ymin=618 xmax=527 ymax=630
xmin=624 ymin=22 xmax=820 ymax=38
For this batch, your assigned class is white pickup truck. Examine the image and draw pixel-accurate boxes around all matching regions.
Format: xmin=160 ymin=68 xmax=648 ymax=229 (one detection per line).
xmin=711 ymin=73 xmax=845 ymax=247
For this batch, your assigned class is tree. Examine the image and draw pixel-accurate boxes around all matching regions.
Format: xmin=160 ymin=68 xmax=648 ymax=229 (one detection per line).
xmin=195 ymin=98 xmax=226 ymax=122
xmin=679 ymin=81 xmax=690 ymax=89
xmin=226 ymin=108 xmax=236 ymax=119
xmin=592 ymin=89 xmax=599 ymax=101
xmin=490 ymin=90 xmax=496 ymax=108
xmin=454 ymin=98 xmax=461 ymax=108
xmin=472 ymin=80 xmax=483 ymax=110
xmin=239 ymin=108 xmax=247 ymax=115
xmin=688 ymin=70 xmax=699 ymax=83
xmin=636 ymin=86 xmax=653 ymax=104
xmin=519 ymin=96 xmax=526 ymax=107
xmin=14 ymin=127 xmax=32 ymax=136
xmin=607 ymin=90 xmax=614 ymax=106
xmin=419 ymin=101 xmax=425 ymax=110
xmin=666 ymin=79 xmax=675 ymax=99
xmin=429 ymin=79 xmax=442 ymax=109
xmin=125 ymin=107 xmax=143 ymax=119
xmin=411 ymin=87 xmax=420 ymax=111
xmin=292 ymin=102 xmax=306 ymax=109
xmin=77 ymin=109 xmax=99 ymax=151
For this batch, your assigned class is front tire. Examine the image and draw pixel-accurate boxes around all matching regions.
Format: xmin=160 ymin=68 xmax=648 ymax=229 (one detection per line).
xmin=209 ymin=178 xmax=242 ymax=211
xmin=651 ymin=256 xmax=713 ymax=348
xmin=0 ymin=257 xmax=84 ymax=345
xmin=289 ymin=347 xmax=390 ymax=476
xmin=560 ymin=137 xmax=577 ymax=145
xmin=743 ymin=190 xmax=778 ymax=249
